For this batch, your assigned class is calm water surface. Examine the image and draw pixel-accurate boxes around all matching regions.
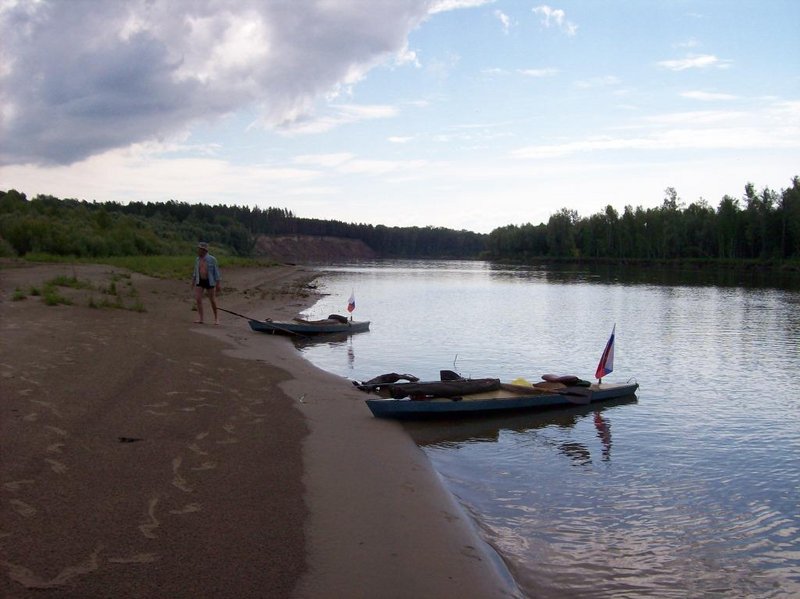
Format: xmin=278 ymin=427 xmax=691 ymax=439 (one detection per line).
xmin=296 ymin=261 xmax=800 ymax=598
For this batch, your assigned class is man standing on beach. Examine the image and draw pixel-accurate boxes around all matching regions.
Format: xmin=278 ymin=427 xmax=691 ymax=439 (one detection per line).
xmin=192 ymin=241 xmax=221 ymax=324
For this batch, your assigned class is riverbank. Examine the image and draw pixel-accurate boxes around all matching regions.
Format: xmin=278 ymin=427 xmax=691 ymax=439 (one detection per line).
xmin=0 ymin=262 xmax=515 ymax=598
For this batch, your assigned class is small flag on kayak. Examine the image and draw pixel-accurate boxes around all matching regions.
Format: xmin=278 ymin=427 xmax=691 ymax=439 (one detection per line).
xmin=347 ymin=291 xmax=356 ymax=313
xmin=595 ymin=324 xmax=615 ymax=381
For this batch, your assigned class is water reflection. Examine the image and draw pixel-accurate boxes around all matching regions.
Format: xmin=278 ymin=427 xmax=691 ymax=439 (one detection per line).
xmin=594 ymin=411 xmax=612 ymax=461
xmin=291 ymin=333 xmax=359 ymax=369
xmin=485 ymin=261 xmax=800 ymax=290
xmin=404 ymin=396 xmax=635 ymax=458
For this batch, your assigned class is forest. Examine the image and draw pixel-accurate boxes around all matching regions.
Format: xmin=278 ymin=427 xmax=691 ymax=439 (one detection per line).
xmin=1 ymin=175 xmax=798 ymax=265
xmin=488 ymin=177 xmax=800 ymax=264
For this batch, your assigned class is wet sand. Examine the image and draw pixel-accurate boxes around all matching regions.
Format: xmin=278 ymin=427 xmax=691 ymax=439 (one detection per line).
xmin=0 ymin=263 xmax=515 ymax=598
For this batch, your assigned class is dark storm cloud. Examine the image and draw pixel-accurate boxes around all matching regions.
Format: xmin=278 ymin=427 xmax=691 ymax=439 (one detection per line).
xmin=0 ymin=0 xmax=436 ymax=165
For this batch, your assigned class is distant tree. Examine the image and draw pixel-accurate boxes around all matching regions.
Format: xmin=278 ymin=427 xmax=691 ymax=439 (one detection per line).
xmin=546 ymin=208 xmax=578 ymax=257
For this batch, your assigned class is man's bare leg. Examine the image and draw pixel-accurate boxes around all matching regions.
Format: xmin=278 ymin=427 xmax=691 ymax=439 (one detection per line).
xmin=194 ymin=286 xmax=205 ymax=323
xmin=208 ymin=288 xmax=219 ymax=325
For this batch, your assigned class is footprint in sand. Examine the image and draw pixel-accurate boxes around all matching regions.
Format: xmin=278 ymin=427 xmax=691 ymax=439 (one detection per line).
xmin=138 ymin=497 xmax=160 ymax=539
xmin=30 ymin=399 xmax=62 ymax=418
xmin=171 ymin=457 xmax=192 ymax=493
xmin=3 ymin=479 xmax=35 ymax=492
xmin=45 ymin=458 xmax=67 ymax=474
xmin=44 ymin=425 xmax=68 ymax=437
xmin=190 ymin=461 xmax=217 ymax=471
xmin=169 ymin=503 xmax=202 ymax=515
xmin=187 ymin=443 xmax=208 ymax=456
xmin=3 ymin=544 xmax=103 ymax=589
xmin=10 ymin=499 xmax=37 ymax=518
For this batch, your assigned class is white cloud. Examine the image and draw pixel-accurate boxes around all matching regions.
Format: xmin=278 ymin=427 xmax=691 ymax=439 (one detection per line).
xmin=494 ymin=10 xmax=511 ymax=34
xmin=519 ymin=68 xmax=558 ymax=78
xmin=658 ymin=54 xmax=731 ymax=71
xmin=277 ymin=104 xmax=398 ymax=135
xmin=0 ymin=144 xmax=322 ymax=206
xmin=674 ymin=38 xmax=700 ymax=49
xmin=511 ymin=103 xmax=800 ymax=159
xmin=641 ymin=110 xmax=745 ymax=126
xmin=338 ymin=158 xmax=428 ymax=176
xmin=395 ymin=43 xmax=421 ymax=68
xmin=429 ymin=0 xmax=495 ymax=15
xmin=292 ymin=153 xmax=355 ymax=167
xmin=532 ymin=5 xmax=577 ymax=36
xmin=681 ymin=91 xmax=738 ymax=101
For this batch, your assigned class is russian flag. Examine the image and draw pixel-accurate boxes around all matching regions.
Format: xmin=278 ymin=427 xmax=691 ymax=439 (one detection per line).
xmin=595 ymin=324 xmax=615 ymax=381
xmin=347 ymin=291 xmax=356 ymax=313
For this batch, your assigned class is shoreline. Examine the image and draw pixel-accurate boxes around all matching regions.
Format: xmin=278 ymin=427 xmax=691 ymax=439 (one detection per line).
xmin=1 ymin=262 xmax=516 ymax=598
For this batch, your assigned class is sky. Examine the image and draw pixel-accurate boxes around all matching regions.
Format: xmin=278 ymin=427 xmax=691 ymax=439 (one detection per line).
xmin=1 ymin=0 xmax=798 ymax=234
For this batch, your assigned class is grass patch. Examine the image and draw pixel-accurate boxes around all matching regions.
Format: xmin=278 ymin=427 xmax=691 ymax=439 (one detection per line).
xmin=12 ymin=287 xmax=26 ymax=301
xmin=45 ymin=274 xmax=92 ymax=289
xmin=87 ymin=295 xmax=123 ymax=309
xmin=103 ymin=280 xmax=118 ymax=295
xmin=42 ymin=285 xmax=71 ymax=306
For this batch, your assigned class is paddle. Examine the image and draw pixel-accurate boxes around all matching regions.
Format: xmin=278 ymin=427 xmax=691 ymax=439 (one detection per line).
xmin=218 ymin=306 xmax=261 ymax=321
xmin=217 ymin=307 xmax=307 ymax=338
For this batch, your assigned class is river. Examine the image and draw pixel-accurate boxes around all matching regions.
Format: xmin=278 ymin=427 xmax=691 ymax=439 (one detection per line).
xmin=296 ymin=260 xmax=800 ymax=598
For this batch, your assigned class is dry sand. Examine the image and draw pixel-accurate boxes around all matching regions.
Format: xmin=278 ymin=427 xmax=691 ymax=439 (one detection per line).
xmin=0 ymin=262 xmax=517 ymax=598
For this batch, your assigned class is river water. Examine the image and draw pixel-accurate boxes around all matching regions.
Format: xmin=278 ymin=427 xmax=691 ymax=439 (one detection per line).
xmin=295 ymin=260 xmax=800 ymax=598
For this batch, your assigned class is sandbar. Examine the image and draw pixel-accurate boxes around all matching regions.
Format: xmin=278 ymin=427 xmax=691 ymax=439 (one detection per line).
xmin=0 ymin=262 xmax=516 ymax=598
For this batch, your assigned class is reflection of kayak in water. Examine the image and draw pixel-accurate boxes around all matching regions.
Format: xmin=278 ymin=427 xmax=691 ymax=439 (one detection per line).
xmin=404 ymin=395 xmax=637 ymax=450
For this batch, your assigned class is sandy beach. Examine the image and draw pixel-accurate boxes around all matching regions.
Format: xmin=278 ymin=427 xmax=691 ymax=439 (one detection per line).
xmin=1 ymin=262 xmax=516 ymax=598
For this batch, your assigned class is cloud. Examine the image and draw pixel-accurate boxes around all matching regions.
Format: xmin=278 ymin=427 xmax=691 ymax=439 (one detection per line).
xmin=511 ymin=103 xmax=800 ymax=159
xmin=658 ymin=54 xmax=731 ymax=71
xmin=0 ymin=0 xmax=439 ymax=166
xmin=532 ymin=5 xmax=577 ymax=36
xmin=519 ymin=68 xmax=558 ymax=78
xmin=292 ymin=153 xmax=355 ymax=167
xmin=276 ymin=104 xmax=399 ymax=135
xmin=429 ymin=0 xmax=496 ymax=14
xmin=494 ymin=10 xmax=511 ymax=34
xmin=681 ymin=91 xmax=738 ymax=101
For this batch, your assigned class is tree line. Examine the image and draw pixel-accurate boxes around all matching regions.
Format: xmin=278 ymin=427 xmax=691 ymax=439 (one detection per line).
xmin=1 ymin=176 xmax=798 ymax=264
xmin=0 ymin=190 xmax=486 ymax=259
xmin=487 ymin=177 xmax=800 ymax=263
